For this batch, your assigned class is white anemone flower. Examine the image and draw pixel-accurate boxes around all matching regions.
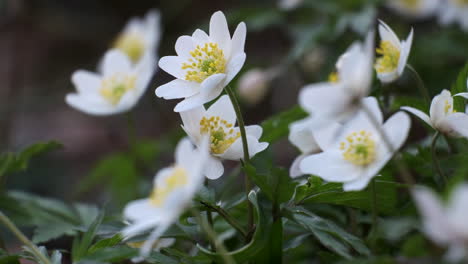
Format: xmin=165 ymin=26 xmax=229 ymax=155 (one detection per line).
xmin=439 ymin=0 xmax=468 ymax=32
xmin=402 ymin=89 xmax=468 ymax=138
xmin=180 ymin=95 xmax=268 ymax=179
xmin=386 ymin=0 xmax=440 ymax=19
xmin=375 ymin=20 xmax=413 ymax=83
xmin=122 ymin=137 xmax=209 ymax=258
xmin=113 ymin=9 xmax=161 ymax=66
xmin=298 ymin=31 xmax=374 ymax=124
xmin=413 ymin=184 xmax=468 ymax=262
xmin=66 ymin=49 xmax=154 ymax=115
xmin=299 ymin=97 xmax=410 ymax=191
xmin=156 ymin=11 xmax=246 ymax=112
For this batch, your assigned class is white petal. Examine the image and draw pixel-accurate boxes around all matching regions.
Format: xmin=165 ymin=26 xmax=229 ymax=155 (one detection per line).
xmin=155 ymin=79 xmax=199 ymax=99
xmin=300 ymin=152 xmax=362 ymax=182
xmin=209 ymin=11 xmax=231 ymax=53
xmin=445 ymin=244 xmax=467 ymax=263
xmin=203 ymin=156 xmax=224 ymax=180
xmin=173 ymin=74 xmax=226 ymax=112
xmin=122 ymin=219 xmax=161 ymax=239
xmin=71 ymin=70 xmax=101 ymax=95
xmin=175 ymin=35 xmax=195 ymax=58
xmin=313 ymin=121 xmax=342 ymax=152
xmin=205 ymin=95 xmax=236 ymax=125
xmin=224 ymin=52 xmax=246 ymax=85
xmin=65 ymin=94 xmax=121 ymax=116
xmin=175 ymin=137 xmax=195 ymax=166
xmin=454 ymin=92 xmax=468 ymax=99
xmin=123 ymin=199 xmax=160 ymax=222
xmin=377 ymin=70 xmax=399 ymax=84
xmin=217 ymin=135 xmax=267 ymax=160
xmin=397 ymin=28 xmax=413 ymax=76
xmin=447 ymin=184 xmax=468 ymax=239
xmin=290 ymin=154 xmax=307 ymax=178
xmin=382 ymin=111 xmax=411 ymax=152
xmin=139 ymin=222 xmax=172 ymax=259
xmin=180 ymin=107 xmax=205 ymax=143
xmin=245 ymin=125 xmax=263 ymax=140
xmin=288 ymin=118 xmax=320 ymax=154
xmin=101 ymin=49 xmax=132 ymax=76
xmin=298 ymin=82 xmax=348 ymax=117
xmin=430 ymin=89 xmax=451 ymax=126
xmin=401 ymin=106 xmax=432 ymax=128
xmin=439 ymin=113 xmax=468 ymax=138
xmin=192 ymin=29 xmax=210 ymax=45
xmin=158 ymin=56 xmax=187 ymax=80
xmin=230 ymin=22 xmax=247 ymax=57
xmin=378 ymin=20 xmax=401 ymax=49
xmin=362 ymin=96 xmax=384 ymax=124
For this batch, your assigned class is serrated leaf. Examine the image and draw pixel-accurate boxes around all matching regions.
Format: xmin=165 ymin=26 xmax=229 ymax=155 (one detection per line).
xmin=451 ymin=62 xmax=468 ymax=112
xmin=260 ymin=106 xmax=308 ymax=143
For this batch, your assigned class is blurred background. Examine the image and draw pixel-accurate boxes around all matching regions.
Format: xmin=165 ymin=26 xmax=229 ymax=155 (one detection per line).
xmin=1 ymin=0 xmax=467 ymax=222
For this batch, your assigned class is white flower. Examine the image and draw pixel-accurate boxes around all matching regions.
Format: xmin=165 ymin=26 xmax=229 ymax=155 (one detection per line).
xmin=375 ymin=20 xmax=413 ymax=83
xmin=385 ymin=0 xmax=440 ymax=19
xmin=122 ymin=137 xmax=209 ymax=258
xmin=66 ymin=49 xmax=154 ymax=115
xmin=180 ymin=95 xmax=268 ymax=179
xmin=113 ymin=9 xmax=161 ymax=65
xmin=299 ymin=97 xmax=411 ymax=191
xmin=402 ymin=89 xmax=468 ymax=138
xmin=238 ymin=68 xmax=271 ymax=105
xmin=156 ymin=11 xmax=246 ymax=112
xmin=298 ymin=31 xmax=374 ymax=124
xmin=438 ymin=0 xmax=468 ymax=32
xmin=413 ymin=184 xmax=468 ymax=262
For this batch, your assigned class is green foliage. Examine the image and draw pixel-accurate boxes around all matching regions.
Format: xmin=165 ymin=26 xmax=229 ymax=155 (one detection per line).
xmin=451 ymin=61 xmax=468 ymax=112
xmin=260 ymin=106 xmax=307 ymax=143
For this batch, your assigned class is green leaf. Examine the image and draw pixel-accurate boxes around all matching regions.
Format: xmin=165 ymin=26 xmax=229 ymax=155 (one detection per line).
xmin=78 ymin=246 xmax=138 ymax=263
xmin=72 ymin=212 xmax=104 ymax=262
xmin=0 ymin=249 xmax=20 ymax=264
xmin=260 ymin=106 xmax=307 ymax=143
xmin=87 ymin=234 xmax=123 ymax=254
xmin=450 ymin=61 xmax=468 ymax=112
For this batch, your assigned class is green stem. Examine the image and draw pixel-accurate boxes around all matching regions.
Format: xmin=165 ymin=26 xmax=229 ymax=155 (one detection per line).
xmin=370 ymin=179 xmax=378 ymax=232
xmin=190 ymin=208 xmax=235 ymax=264
xmin=0 ymin=211 xmax=51 ymax=264
xmin=406 ymin=65 xmax=431 ymax=105
xmin=206 ymin=210 xmax=216 ymax=252
xmin=431 ymin=132 xmax=447 ymax=185
xmin=224 ymin=85 xmax=253 ymax=230
xmin=201 ymin=201 xmax=248 ymax=239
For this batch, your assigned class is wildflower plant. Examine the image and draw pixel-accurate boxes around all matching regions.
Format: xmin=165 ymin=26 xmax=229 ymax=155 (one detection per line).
xmin=2 ymin=2 xmax=468 ymax=264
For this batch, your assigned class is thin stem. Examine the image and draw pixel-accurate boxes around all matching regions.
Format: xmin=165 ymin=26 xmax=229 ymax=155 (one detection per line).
xmin=201 ymin=201 xmax=248 ymax=239
xmin=190 ymin=208 xmax=235 ymax=264
xmin=370 ymin=179 xmax=378 ymax=232
xmin=406 ymin=65 xmax=431 ymax=105
xmin=360 ymin=103 xmax=415 ymax=186
xmin=0 ymin=211 xmax=51 ymax=264
xmin=206 ymin=210 xmax=216 ymax=252
xmin=431 ymin=132 xmax=447 ymax=185
xmin=224 ymin=85 xmax=254 ymax=230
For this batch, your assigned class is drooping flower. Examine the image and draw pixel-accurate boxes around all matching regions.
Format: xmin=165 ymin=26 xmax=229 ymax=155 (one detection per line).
xmin=413 ymin=184 xmax=468 ymax=262
xmin=113 ymin=9 xmax=161 ymax=65
xmin=180 ymin=95 xmax=268 ymax=179
xmin=401 ymin=89 xmax=468 ymax=138
xmin=66 ymin=49 xmax=155 ymax=115
xmin=156 ymin=11 xmax=246 ymax=112
xmin=298 ymin=31 xmax=374 ymax=124
xmin=385 ymin=0 xmax=440 ymax=19
xmin=438 ymin=0 xmax=468 ymax=32
xmin=374 ymin=20 xmax=413 ymax=83
xmin=300 ymin=97 xmax=410 ymax=191
xmin=122 ymin=137 xmax=209 ymax=258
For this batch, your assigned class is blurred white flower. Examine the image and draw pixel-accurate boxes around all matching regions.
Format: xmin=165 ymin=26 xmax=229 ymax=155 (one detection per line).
xmin=156 ymin=11 xmax=246 ymax=112
xmin=238 ymin=68 xmax=272 ymax=105
xmin=402 ymin=89 xmax=468 ymax=138
xmin=375 ymin=20 xmax=413 ymax=83
xmin=413 ymin=184 xmax=468 ymax=262
xmin=438 ymin=0 xmax=468 ymax=32
xmin=278 ymin=0 xmax=304 ymax=10
xmin=66 ymin=49 xmax=154 ymax=115
xmin=180 ymin=95 xmax=268 ymax=179
xmin=385 ymin=0 xmax=440 ymax=19
xmin=298 ymin=31 xmax=374 ymax=125
xmin=113 ymin=9 xmax=161 ymax=65
xmin=300 ymin=97 xmax=410 ymax=191
xmin=122 ymin=137 xmax=209 ymax=259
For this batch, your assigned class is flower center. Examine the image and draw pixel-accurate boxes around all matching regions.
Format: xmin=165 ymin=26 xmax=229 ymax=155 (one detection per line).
xmin=200 ymin=116 xmax=240 ymax=154
xmin=444 ymin=100 xmax=456 ymax=114
xmin=375 ymin=41 xmax=400 ymax=73
xmin=340 ymin=130 xmax=376 ymax=166
xmin=181 ymin=43 xmax=226 ymax=83
xmin=99 ymin=74 xmax=137 ymax=105
xmin=149 ymin=167 xmax=188 ymax=207
xmin=114 ymin=32 xmax=146 ymax=63
xmin=454 ymin=0 xmax=468 ymax=6
xmin=328 ymin=72 xmax=339 ymax=83
xmin=401 ymin=0 xmax=420 ymax=8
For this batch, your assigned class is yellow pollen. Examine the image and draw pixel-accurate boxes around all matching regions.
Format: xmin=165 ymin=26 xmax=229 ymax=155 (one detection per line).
xmin=444 ymin=100 xmax=456 ymax=114
xmin=149 ymin=167 xmax=188 ymax=207
xmin=99 ymin=74 xmax=137 ymax=105
xmin=114 ymin=32 xmax=146 ymax=63
xmin=340 ymin=130 xmax=376 ymax=166
xmin=328 ymin=72 xmax=339 ymax=83
xmin=375 ymin=41 xmax=400 ymax=73
xmin=200 ymin=116 xmax=240 ymax=154
xmin=454 ymin=0 xmax=468 ymax=6
xmin=181 ymin=42 xmax=226 ymax=83
xmin=401 ymin=0 xmax=420 ymax=8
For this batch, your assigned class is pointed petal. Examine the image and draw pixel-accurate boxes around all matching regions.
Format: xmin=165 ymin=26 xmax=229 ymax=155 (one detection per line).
xmin=230 ymin=22 xmax=246 ymax=56
xmin=209 ymin=11 xmax=231 ymax=52
xmin=378 ymin=20 xmax=401 ymax=49
xmin=401 ymin=106 xmax=432 ymax=128
xmin=397 ymin=28 xmax=413 ymax=76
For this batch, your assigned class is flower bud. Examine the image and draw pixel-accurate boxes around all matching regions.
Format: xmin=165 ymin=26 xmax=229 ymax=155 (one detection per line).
xmin=238 ymin=69 xmax=270 ymax=105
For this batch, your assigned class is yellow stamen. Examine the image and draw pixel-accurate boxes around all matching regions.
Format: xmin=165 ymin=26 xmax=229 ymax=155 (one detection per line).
xmin=340 ymin=130 xmax=376 ymax=166
xmin=114 ymin=32 xmax=146 ymax=63
xmin=375 ymin=41 xmax=400 ymax=73
xmin=444 ymin=100 xmax=456 ymax=114
xmin=149 ymin=167 xmax=188 ymax=207
xmin=200 ymin=116 xmax=239 ymax=154
xmin=328 ymin=72 xmax=339 ymax=83
xmin=182 ymin=43 xmax=226 ymax=83
xmin=455 ymin=0 xmax=468 ymax=6
xmin=401 ymin=0 xmax=420 ymax=8
xmin=99 ymin=74 xmax=137 ymax=105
